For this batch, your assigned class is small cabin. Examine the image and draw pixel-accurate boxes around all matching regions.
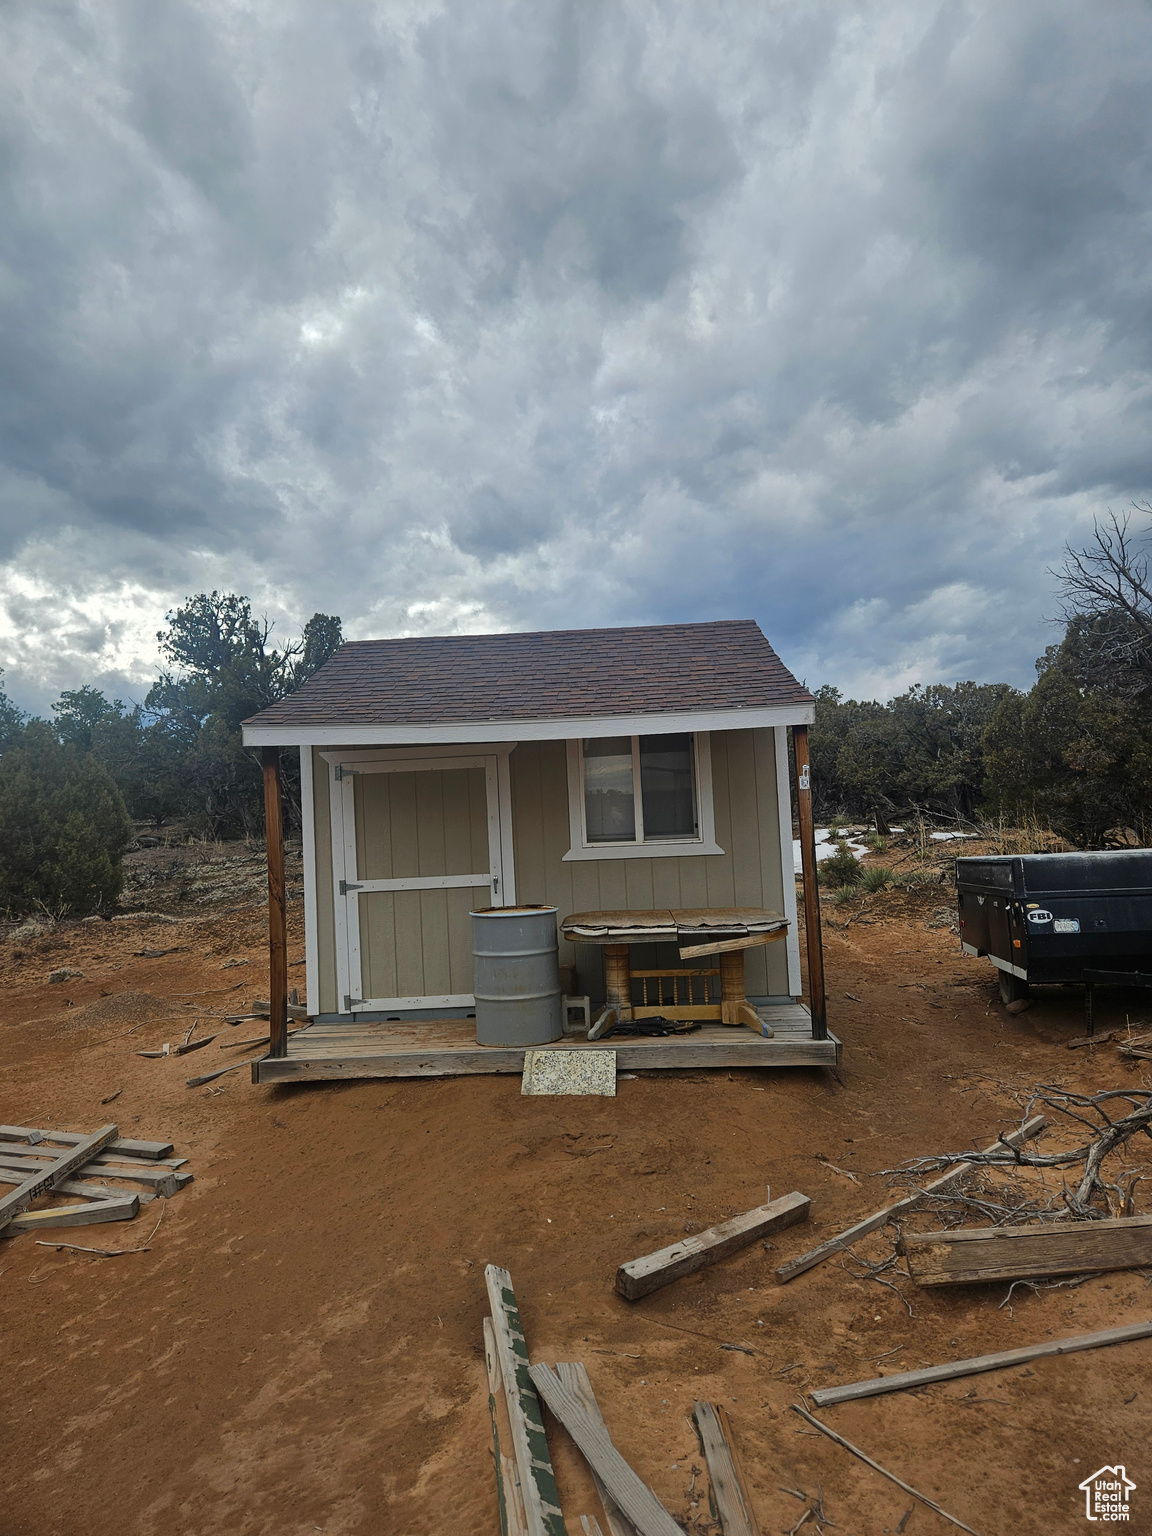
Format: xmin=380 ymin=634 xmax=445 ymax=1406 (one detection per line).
xmin=242 ymin=620 xmax=836 ymax=1080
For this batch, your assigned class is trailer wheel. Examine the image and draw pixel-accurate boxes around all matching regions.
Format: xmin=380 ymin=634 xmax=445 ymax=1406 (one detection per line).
xmin=998 ymin=968 xmax=1029 ymax=1005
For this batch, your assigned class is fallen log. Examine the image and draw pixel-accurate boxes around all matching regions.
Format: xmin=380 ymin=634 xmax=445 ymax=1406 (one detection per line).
xmin=900 ymin=1213 xmax=1152 ymax=1286
xmin=617 ymin=1191 xmax=810 ymax=1300
xmin=775 ymin=1116 xmax=1046 ymax=1283
xmin=808 ymin=1318 xmax=1152 ymax=1408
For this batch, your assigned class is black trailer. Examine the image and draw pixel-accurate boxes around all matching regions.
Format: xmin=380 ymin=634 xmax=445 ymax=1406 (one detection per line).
xmin=956 ymin=850 xmax=1152 ymax=1030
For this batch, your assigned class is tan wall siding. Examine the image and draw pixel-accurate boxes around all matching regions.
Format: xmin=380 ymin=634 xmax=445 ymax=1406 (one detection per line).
xmin=509 ymin=730 xmax=790 ymax=999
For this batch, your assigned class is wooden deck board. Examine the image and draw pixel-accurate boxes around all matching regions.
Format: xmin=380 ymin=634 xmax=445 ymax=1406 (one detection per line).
xmin=253 ymin=1008 xmax=839 ymax=1082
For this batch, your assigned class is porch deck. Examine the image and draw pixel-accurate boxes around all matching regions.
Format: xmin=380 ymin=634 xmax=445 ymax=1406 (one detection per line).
xmin=252 ymin=1004 xmax=839 ymax=1083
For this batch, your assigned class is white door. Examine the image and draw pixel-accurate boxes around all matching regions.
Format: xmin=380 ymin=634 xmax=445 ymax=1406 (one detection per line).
xmin=329 ymin=754 xmax=510 ymax=1013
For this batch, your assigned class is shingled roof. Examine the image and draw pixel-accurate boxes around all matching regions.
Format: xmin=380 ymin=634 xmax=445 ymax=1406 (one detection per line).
xmin=244 ymin=620 xmax=812 ymax=731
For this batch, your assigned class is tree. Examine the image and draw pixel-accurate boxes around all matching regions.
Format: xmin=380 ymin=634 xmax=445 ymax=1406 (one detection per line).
xmin=0 ymin=670 xmax=26 ymax=754
xmin=0 ymin=722 xmax=133 ymax=915
xmin=52 ymin=685 xmax=125 ymax=752
xmin=144 ymin=593 xmax=343 ymax=836
xmin=1056 ymin=505 xmax=1152 ymax=696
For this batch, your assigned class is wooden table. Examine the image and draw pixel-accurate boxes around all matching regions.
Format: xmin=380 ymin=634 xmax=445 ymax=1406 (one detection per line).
xmin=561 ymin=908 xmax=788 ymax=1036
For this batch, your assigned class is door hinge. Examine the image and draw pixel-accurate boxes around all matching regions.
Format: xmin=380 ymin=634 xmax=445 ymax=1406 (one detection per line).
xmin=344 ymin=994 xmax=363 ymax=1011
xmin=339 ymin=880 xmax=363 ymax=895
xmin=333 ymin=765 xmax=359 ymax=781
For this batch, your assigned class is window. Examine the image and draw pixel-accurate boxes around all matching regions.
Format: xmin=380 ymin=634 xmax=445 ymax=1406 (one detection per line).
xmin=564 ymin=731 xmax=722 ymax=860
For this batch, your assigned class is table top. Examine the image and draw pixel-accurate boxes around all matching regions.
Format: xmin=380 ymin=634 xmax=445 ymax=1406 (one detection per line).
xmin=562 ymin=907 xmax=787 ymax=943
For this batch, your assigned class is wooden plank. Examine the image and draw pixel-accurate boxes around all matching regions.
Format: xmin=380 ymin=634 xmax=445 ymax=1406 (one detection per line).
xmin=263 ymin=746 xmax=289 ymax=1058
xmin=7 ymin=1195 xmax=140 ymax=1231
xmin=555 ymin=1364 xmax=638 ymax=1536
xmin=617 ymin=1191 xmax=810 ymax=1301
xmin=174 ymin=1034 xmax=217 ymax=1055
xmin=809 ymin=1318 xmax=1152 ymax=1408
xmin=0 ymin=1124 xmax=120 ymax=1231
xmin=528 ymin=1363 xmax=682 ymax=1536
xmin=900 ymin=1213 xmax=1152 ymax=1286
xmin=775 ymin=1116 xmax=1047 ymax=1284
xmin=485 ymin=1317 xmax=530 ymax=1536
xmin=484 ymin=1265 xmax=566 ymax=1536
xmin=256 ymin=1034 xmax=841 ymax=1082
xmin=692 ymin=1403 xmax=760 ymax=1536
xmin=0 ymin=1153 xmax=188 ymax=1196
xmin=0 ymin=1128 xmax=173 ymax=1159
xmin=0 ymin=1145 xmax=186 ymax=1171
xmin=678 ymin=930 xmax=786 ymax=961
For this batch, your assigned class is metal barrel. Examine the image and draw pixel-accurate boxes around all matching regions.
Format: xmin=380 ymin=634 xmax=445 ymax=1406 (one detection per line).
xmin=471 ymin=905 xmax=563 ymax=1046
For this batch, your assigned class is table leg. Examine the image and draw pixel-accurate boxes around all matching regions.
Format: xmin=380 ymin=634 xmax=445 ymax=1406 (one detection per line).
xmin=720 ymin=948 xmax=773 ymax=1037
xmin=603 ymin=944 xmax=632 ymax=1020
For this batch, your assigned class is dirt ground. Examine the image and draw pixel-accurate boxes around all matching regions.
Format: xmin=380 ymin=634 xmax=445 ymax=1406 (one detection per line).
xmin=2 ymin=850 xmax=1150 ymax=1536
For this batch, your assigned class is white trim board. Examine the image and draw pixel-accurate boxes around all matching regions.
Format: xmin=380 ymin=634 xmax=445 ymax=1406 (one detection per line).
xmin=243 ymin=702 xmax=815 ymax=748
xmin=775 ymin=725 xmax=802 ymax=998
xmin=300 ymin=744 xmax=319 ymax=1019
xmin=562 ymin=733 xmax=724 ymax=862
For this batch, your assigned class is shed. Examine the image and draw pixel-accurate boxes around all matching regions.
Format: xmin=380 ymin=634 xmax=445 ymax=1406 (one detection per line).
xmin=241 ymin=619 xmax=835 ymax=1080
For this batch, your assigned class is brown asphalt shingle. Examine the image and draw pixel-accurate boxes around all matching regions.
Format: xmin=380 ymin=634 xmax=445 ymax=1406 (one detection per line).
xmin=244 ymin=620 xmax=812 ymax=729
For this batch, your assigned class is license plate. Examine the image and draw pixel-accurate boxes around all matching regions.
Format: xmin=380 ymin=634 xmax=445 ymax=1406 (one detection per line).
xmin=1053 ymin=918 xmax=1080 ymax=934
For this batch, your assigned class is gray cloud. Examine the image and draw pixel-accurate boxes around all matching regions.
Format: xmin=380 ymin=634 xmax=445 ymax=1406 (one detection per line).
xmin=1 ymin=0 xmax=1151 ymax=712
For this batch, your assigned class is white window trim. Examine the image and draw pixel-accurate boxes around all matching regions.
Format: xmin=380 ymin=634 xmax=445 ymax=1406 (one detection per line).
xmin=563 ymin=731 xmax=724 ymax=861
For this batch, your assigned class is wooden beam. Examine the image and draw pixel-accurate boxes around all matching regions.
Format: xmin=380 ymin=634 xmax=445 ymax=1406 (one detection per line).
xmin=900 ymin=1213 xmax=1152 ymax=1287
xmin=556 ymin=1364 xmax=638 ymax=1536
xmin=0 ymin=1124 xmax=120 ymax=1231
xmin=485 ymin=1317 xmax=530 ymax=1536
xmin=692 ymin=1403 xmax=761 ymax=1536
xmin=484 ymin=1265 xmax=566 ymax=1536
xmin=7 ymin=1195 xmax=140 ymax=1232
xmin=263 ymin=745 xmax=288 ymax=1059
xmin=808 ymin=1318 xmax=1152 ymax=1408
xmin=774 ymin=1116 xmax=1047 ymax=1284
xmin=678 ymin=930 xmax=786 ymax=961
xmin=616 ymin=1191 xmax=810 ymax=1301
xmin=791 ymin=725 xmax=826 ymax=1039
xmin=528 ymin=1363 xmax=683 ymax=1536
xmin=0 ymin=1128 xmax=173 ymax=1159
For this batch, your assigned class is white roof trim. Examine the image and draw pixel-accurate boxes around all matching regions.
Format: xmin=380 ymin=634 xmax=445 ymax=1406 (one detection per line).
xmin=242 ymin=702 xmax=814 ymax=748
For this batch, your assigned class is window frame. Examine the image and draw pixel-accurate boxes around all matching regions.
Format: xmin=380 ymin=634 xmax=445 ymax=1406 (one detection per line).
xmin=562 ymin=731 xmax=724 ymax=861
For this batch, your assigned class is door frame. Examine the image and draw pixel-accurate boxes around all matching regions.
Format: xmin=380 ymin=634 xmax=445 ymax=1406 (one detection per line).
xmin=320 ymin=744 xmax=517 ymax=1014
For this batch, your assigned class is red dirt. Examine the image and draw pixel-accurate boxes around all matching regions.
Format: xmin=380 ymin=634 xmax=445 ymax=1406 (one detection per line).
xmin=1 ymin=880 xmax=1149 ymax=1536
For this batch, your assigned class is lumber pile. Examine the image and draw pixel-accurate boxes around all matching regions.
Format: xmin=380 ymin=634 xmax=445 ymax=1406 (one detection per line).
xmin=0 ymin=1123 xmax=192 ymax=1235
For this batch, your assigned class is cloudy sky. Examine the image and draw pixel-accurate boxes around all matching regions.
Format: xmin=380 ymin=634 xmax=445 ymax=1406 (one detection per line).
xmin=2 ymin=0 xmax=1151 ymax=714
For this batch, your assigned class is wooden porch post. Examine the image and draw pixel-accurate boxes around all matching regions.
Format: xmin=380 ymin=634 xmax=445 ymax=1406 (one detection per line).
xmin=792 ymin=725 xmax=827 ymax=1040
xmin=263 ymin=746 xmax=288 ymax=1059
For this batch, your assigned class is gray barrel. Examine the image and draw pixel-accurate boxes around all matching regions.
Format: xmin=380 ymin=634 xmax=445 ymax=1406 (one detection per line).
xmin=471 ymin=905 xmax=563 ymax=1046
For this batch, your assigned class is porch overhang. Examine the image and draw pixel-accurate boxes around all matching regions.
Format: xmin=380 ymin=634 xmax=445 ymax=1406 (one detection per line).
xmin=240 ymin=701 xmax=815 ymax=749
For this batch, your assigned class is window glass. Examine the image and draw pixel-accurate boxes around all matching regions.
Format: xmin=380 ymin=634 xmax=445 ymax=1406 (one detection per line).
xmin=639 ymin=734 xmax=696 ymax=838
xmin=582 ymin=737 xmax=636 ymax=842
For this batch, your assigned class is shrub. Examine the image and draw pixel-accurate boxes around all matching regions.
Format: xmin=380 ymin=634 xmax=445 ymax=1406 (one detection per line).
xmin=861 ymin=866 xmax=895 ymax=892
xmin=0 ymin=722 xmax=133 ymax=916
xmin=865 ymin=830 xmax=888 ymax=853
xmin=830 ymin=884 xmax=858 ymax=904
xmin=818 ymin=845 xmax=864 ymax=887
